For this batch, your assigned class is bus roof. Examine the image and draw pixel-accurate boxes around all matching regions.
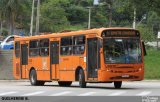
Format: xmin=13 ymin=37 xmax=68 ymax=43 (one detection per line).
xmin=14 ymin=27 xmax=137 ymax=41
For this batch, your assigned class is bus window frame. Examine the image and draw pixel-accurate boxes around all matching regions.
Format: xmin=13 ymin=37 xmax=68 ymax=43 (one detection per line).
xmin=29 ymin=40 xmax=39 ymax=57
xmin=60 ymin=36 xmax=73 ymax=56
xmin=73 ymin=35 xmax=86 ymax=55
xmin=39 ymin=38 xmax=49 ymax=57
xmin=15 ymin=41 xmax=20 ymax=58
xmin=60 ymin=35 xmax=86 ymax=56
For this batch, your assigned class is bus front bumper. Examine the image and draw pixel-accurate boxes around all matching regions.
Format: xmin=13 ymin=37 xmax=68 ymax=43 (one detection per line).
xmin=98 ymin=69 xmax=144 ymax=82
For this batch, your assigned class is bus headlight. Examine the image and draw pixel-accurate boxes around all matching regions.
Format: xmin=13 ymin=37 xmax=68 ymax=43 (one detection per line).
xmin=138 ymin=68 xmax=142 ymax=71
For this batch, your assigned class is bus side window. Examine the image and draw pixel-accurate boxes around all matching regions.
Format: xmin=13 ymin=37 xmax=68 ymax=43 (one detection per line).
xmin=60 ymin=37 xmax=72 ymax=55
xmin=29 ymin=40 xmax=39 ymax=57
xmin=15 ymin=41 xmax=20 ymax=58
xmin=40 ymin=39 xmax=49 ymax=56
xmin=73 ymin=36 xmax=85 ymax=55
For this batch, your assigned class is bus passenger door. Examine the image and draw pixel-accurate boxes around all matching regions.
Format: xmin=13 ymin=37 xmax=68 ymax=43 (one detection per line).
xmin=21 ymin=44 xmax=28 ymax=79
xmin=87 ymin=38 xmax=100 ymax=80
xmin=50 ymin=41 xmax=59 ymax=80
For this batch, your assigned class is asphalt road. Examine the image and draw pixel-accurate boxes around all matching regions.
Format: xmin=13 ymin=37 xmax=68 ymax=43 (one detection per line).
xmin=0 ymin=81 xmax=160 ymax=96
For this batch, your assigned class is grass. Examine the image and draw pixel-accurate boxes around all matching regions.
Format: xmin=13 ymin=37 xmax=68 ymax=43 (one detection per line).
xmin=144 ymin=48 xmax=160 ymax=79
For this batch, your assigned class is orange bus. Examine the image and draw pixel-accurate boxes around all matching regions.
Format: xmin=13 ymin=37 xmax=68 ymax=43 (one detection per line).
xmin=13 ymin=28 xmax=146 ymax=88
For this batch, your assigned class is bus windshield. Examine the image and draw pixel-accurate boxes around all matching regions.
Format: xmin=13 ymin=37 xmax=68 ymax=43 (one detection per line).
xmin=103 ymin=38 xmax=142 ymax=64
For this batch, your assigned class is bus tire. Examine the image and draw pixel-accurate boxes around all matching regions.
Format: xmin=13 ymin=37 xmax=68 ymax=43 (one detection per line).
xmin=114 ymin=81 xmax=122 ymax=89
xmin=79 ymin=69 xmax=86 ymax=88
xmin=58 ymin=81 xmax=72 ymax=87
xmin=29 ymin=69 xmax=38 ymax=86
xmin=29 ymin=69 xmax=45 ymax=86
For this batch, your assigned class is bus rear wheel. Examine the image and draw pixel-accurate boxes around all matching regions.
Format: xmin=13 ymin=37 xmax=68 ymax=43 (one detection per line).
xmin=79 ymin=69 xmax=86 ymax=88
xmin=58 ymin=81 xmax=72 ymax=87
xmin=29 ymin=69 xmax=45 ymax=86
xmin=114 ymin=81 xmax=122 ymax=89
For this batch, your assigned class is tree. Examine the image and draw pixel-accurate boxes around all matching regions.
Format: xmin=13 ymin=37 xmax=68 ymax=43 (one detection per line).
xmin=90 ymin=6 xmax=108 ymax=28
xmin=40 ymin=0 xmax=69 ymax=32
xmin=0 ymin=0 xmax=30 ymax=35
xmin=66 ymin=5 xmax=88 ymax=25
xmin=99 ymin=0 xmax=114 ymax=27
xmin=137 ymin=24 xmax=156 ymax=42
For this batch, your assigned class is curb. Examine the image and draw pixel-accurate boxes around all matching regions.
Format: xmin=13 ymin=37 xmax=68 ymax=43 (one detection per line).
xmin=0 ymin=80 xmax=29 ymax=82
xmin=142 ymin=80 xmax=160 ymax=82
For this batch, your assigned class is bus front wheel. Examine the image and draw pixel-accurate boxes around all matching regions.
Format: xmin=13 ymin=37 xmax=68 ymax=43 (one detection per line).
xmin=29 ymin=69 xmax=45 ymax=86
xmin=79 ymin=69 xmax=86 ymax=88
xmin=114 ymin=81 xmax=122 ymax=89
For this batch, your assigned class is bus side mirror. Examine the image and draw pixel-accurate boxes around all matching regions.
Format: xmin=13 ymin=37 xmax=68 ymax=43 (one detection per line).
xmin=142 ymin=41 xmax=147 ymax=56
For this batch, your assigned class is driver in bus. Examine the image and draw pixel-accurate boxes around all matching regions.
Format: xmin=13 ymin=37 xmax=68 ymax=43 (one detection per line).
xmin=128 ymin=44 xmax=139 ymax=61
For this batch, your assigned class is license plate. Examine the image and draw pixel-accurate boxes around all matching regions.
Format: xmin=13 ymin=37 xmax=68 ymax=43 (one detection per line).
xmin=122 ymin=75 xmax=129 ymax=78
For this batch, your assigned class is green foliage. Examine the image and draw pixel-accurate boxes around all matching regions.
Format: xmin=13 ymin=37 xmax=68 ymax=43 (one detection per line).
xmin=0 ymin=0 xmax=31 ymax=34
xmin=40 ymin=0 xmax=69 ymax=32
xmin=64 ymin=24 xmax=86 ymax=31
xmin=147 ymin=12 xmax=160 ymax=25
xmin=137 ymin=24 xmax=156 ymax=42
xmin=15 ymin=0 xmax=32 ymax=31
xmin=91 ymin=7 xmax=108 ymax=28
xmin=0 ymin=28 xmax=8 ymax=36
xmin=0 ymin=0 xmax=160 ymax=36
xmin=145 ymin=48 xmax=160 ymax=79
xmin=66 ymin=5 xmax=88 ymax=25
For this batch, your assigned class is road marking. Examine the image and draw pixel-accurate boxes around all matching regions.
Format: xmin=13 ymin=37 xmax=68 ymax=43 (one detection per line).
xmin=0 ymin=91 xmax=17 ymax=96
xmin=50 ymin=91 xmax=72 ymax=96
xmin=136 ymin=91 xmax=151 ymax=96
xmin=22 ymin=91 xmax=44 ymax=96
xmin=78 ymin=92 xmax=96 ymax=96
xmin=108 ymin=91 xmax=126 ymax=96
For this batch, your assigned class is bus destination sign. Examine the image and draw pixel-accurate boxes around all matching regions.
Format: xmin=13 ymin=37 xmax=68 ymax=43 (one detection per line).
xmin=102 ymin=30 xmax=140 ymax=37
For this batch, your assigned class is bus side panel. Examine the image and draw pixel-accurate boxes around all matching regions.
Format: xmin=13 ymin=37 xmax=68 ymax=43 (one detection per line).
xmin=59 ymin=56 xmax=75 ymax=81
xmin=72 ymin=55 xmax=87 ymax=81
xmin=97 ymin=48 xmax=106 ymax=81
xmin=13 ymin=57 xmax=21 ymax=79
xmin=27 ymin=57 xmax=51 ymax=81
xmin=26 ymin=65 xmax=30 ymax=79
xmin=79 ymin=56 xmax=86 ymax=70
xmin=37 ymin=57 xmax=50 ymax=80
xmin=72 ymin=56 xmax=80 ymax=71
xmin=13 ymin=41 xmax=21 ymax=79
xmin=42 ymin=57 xmax=51 ymax=80
xmin=26 ymin=58 xmax=32 ymax=79
xmin=59 ymin=55 xmax=87 ymax=81
xmin=59 ymin=71 xmax=75 ymax=81
xmin=27 ymin=57 xmax=42 ymax=79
